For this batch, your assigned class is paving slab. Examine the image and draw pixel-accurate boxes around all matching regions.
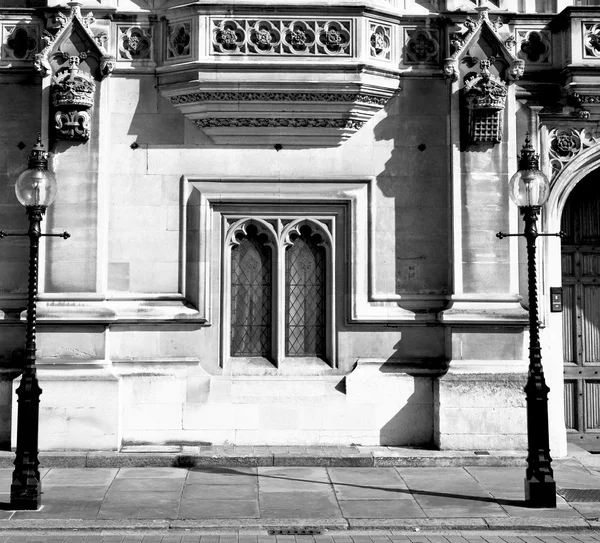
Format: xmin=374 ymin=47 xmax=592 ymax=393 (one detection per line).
xmin=333 ymin=484 xmax=412 ymax=500
xmin=328 ymin=468 xmax=406 ymax=487
xmin=338 ymin=499 xmax=426 ymax=518
xmin=42 ymin=469 xmax=118 ymax=486
xmin=259 ymin=492 xmax=341 ymax=519
xmin=187 ymin=468 xmax=258 ymax=485
xmin=178 ymin=500 xmax=260 ymax=519
xmin=116 ymin=468 xmax=187 ymax=479
xmin=181 ymin=484 xmax=257 ymax=500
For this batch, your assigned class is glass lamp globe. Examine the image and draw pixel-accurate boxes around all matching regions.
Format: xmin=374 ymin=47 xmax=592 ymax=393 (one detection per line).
xmin=15 ymin=168 xmax=58 ymax=208
xmin=508 ymin=167 xmax=550 ymax=208
xmin=14 ymin=135 xmax=58 ymax=208
xmin=508 ymin=135 xmax=550 ymax=208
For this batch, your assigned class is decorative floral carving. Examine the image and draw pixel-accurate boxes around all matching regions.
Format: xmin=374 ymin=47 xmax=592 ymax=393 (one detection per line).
xmin=405 ymin=29 xmax=439 ymax=64
xmin=573 ymin=93 xmax=595 ymax=104
xmin=584 ymin=23 xmax=600 ymax=58
xmin=94 ymin=31 xmax=108 ymax=48
xmin=549 ymin=127 xmax=600 ymax=178
xmin=504 ymin=35 xmax=516 ymax=51
xmin=284 ymin=21 xmax=316 ymax=54
xmin=2 ymin=25 xmax=38 ymax=60
xmin=211 ymin=19 xmax=352 ymax=56
xmin=167 ymin=22 xmax=191 ymax=58
xmin=54 ymin=109 xmax=92 ymax=140
xmin=318 ymin=21 xmax=350 ymax=54
xmin=450 ymin=34 xmax=465 ymax=56
xmin=170 ymin=91 xmax=388 ymax=106
xmin=249 ymin=21 xmax=280 ymax=54
xmin=119 ymin=26 xmax=152 ymax=60
xmin=573 ymin=109 xmax=591 ymax=120
xmin=213 ymin=20 xmax=246 ymax=53
xmin=370 ymin=23 xmax=391 ymax=61
xmin=194 ymin=117 xmax=364 ymax=130
xmin=517 ymin=30 xmax=551 ymax=64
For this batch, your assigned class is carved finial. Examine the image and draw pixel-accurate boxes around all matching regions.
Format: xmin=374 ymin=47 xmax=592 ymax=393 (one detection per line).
xmin=28 ymin=134 xmax=50 ymax=170
xmin=67 ymin=1 xmax=82 ymax=22
xmin=518 ymin=133 xmax=540 ymax=171
xmin=475 ymin=5 xmax=491 ymax=21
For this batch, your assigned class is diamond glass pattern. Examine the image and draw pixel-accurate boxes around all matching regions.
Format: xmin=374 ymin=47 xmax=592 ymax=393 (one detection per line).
xmin=231 ymin=229 xmax=272 ymax=356
xmin=285 ymin=227 xmax=325 ymax=356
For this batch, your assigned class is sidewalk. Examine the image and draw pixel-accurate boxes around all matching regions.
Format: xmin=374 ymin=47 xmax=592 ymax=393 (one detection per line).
xmin=0 ymin=446 xmax=529 ymax=470
xmin=0 ymin=446 xmax=597 ymax=533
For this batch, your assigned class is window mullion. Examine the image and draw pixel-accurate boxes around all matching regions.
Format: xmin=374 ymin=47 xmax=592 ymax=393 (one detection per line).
xmin=274 ymin=239 xmax=286 ymax=367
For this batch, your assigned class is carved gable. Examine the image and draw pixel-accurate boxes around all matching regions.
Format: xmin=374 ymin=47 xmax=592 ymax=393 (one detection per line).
xmin=33 ymin=1 xmax=114 ymax=143
xmin=444 ymin=7 xmax=524 ymax=144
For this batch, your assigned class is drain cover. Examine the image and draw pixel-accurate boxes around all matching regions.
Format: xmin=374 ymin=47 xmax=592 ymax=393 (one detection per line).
xmin=268 ymin=529 xmax=323 ymax=535
xmin=558 ymin=488 xmax=600 ymax=502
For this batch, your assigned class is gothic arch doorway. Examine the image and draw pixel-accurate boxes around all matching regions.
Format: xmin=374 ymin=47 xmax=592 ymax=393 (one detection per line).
xmin=561 ymin=172 xmax=600 ymax=451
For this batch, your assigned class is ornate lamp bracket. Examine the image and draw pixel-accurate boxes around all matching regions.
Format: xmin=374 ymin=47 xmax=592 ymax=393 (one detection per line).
xmin=33 ymin=2 xmax=114 ymax=143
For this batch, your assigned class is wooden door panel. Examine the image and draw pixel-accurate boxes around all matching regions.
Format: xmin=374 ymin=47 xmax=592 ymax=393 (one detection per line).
xmin=564 ymin=380 xmax=577 ymax=431
xmin=562 ymin=284 xmax=575 ymax=364
xmin=582 ymin=285 xmax=600 ymax=364
xmin=562 ymin=174 xmax=600 ymax=451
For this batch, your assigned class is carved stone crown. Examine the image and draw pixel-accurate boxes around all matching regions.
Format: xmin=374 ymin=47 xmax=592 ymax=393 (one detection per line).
xmin=463 ymin=72 xmax=507 ymax=111
xmin=52 ymin=68 xmax=95 ymax=109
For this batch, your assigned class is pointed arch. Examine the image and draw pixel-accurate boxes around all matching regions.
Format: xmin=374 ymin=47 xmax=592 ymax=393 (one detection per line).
xmin=280 ymin=218 xmax=335 ymax=364
xmin=222 ymin=218 xmax=277 ymax=365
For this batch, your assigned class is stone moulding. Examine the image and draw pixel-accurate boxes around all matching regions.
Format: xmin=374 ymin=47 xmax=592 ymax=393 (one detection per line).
xmin=157 ymin=8 xmax=402 ymax=146
xmin=160 ymin=84 xmax=399 ymax=147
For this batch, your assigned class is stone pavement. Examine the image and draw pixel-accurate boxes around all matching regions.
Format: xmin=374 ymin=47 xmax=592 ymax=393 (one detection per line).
xmin=0 ymin=447 xmax=528 ymax=470
xmin=0 ymin=452 xmax=596 ymax=533
xmin=0 ymin=534 xmax=599 ymax=543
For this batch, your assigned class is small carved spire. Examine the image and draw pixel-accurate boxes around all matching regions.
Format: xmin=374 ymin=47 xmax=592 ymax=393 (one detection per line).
xmin=27 ymin=134 xmax=50 ymax=171
xmin=518 ymin=133 xmax=540 ymax=171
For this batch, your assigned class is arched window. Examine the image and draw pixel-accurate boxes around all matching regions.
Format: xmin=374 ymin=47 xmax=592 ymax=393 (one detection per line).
xmin=285 ymin=225 xmax=326 ymax=357
xmin=230 ymin=224 xmax=272 ymax=356
xmin=223 ymin=215 xmax=335 ymax=368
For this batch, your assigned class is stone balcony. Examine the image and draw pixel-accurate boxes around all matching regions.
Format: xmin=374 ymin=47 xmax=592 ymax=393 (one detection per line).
xmin=154 ymin=4 xmax=412 ymax=146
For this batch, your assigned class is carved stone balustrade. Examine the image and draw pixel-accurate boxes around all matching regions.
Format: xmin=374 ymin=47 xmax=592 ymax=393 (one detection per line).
xmin=156 ymin=6 xmax=407 ymax=146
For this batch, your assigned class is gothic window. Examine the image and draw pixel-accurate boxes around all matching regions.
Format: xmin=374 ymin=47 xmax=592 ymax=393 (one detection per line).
xmin=223 ymin=216 xmax=334 ymax=368
xmin=230 ymin=224 xmax=272 ymax=356
xmin=286 ymin=225 xmax=326 ymax=357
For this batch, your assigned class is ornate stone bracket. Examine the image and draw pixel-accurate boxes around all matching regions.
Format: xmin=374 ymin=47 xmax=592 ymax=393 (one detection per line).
xmin=51 ymin=54 xmax=95 ymax=141
xmin=33 ymin=1 xmax=114 ymax=143
xmin=443 ymin=6 xmax=524 ymax=145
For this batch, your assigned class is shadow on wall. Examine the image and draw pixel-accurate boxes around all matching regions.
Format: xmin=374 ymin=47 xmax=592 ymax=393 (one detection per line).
xmin=372 ymin=81 xmax=450 ymax=302
xmin=378 ymin=357 xmax=441 ymax=447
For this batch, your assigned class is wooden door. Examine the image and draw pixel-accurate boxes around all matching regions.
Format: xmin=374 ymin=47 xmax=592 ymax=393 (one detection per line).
xmin=562 ymin=174 xmax=600 ymax=451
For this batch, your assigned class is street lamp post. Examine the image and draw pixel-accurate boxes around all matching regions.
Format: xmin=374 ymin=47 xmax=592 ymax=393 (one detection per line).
xmin=0 ymin=135 xmax=69 ymax=510
xmin=497 ymin=134 xmax=557 ymax=508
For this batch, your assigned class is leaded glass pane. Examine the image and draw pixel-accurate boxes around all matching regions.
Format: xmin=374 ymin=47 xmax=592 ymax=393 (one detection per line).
xmin=231 ymin=226 xmax=272 ymax=356
xmin=286 ymin=225 xmax=326 ymax=356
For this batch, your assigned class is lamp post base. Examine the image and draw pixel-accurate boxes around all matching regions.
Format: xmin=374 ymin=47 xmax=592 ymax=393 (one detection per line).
xmin=524 ymin=477 xmax=557 ymax=508
xmin=10 ymin=483 xmax=42 ymax=510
